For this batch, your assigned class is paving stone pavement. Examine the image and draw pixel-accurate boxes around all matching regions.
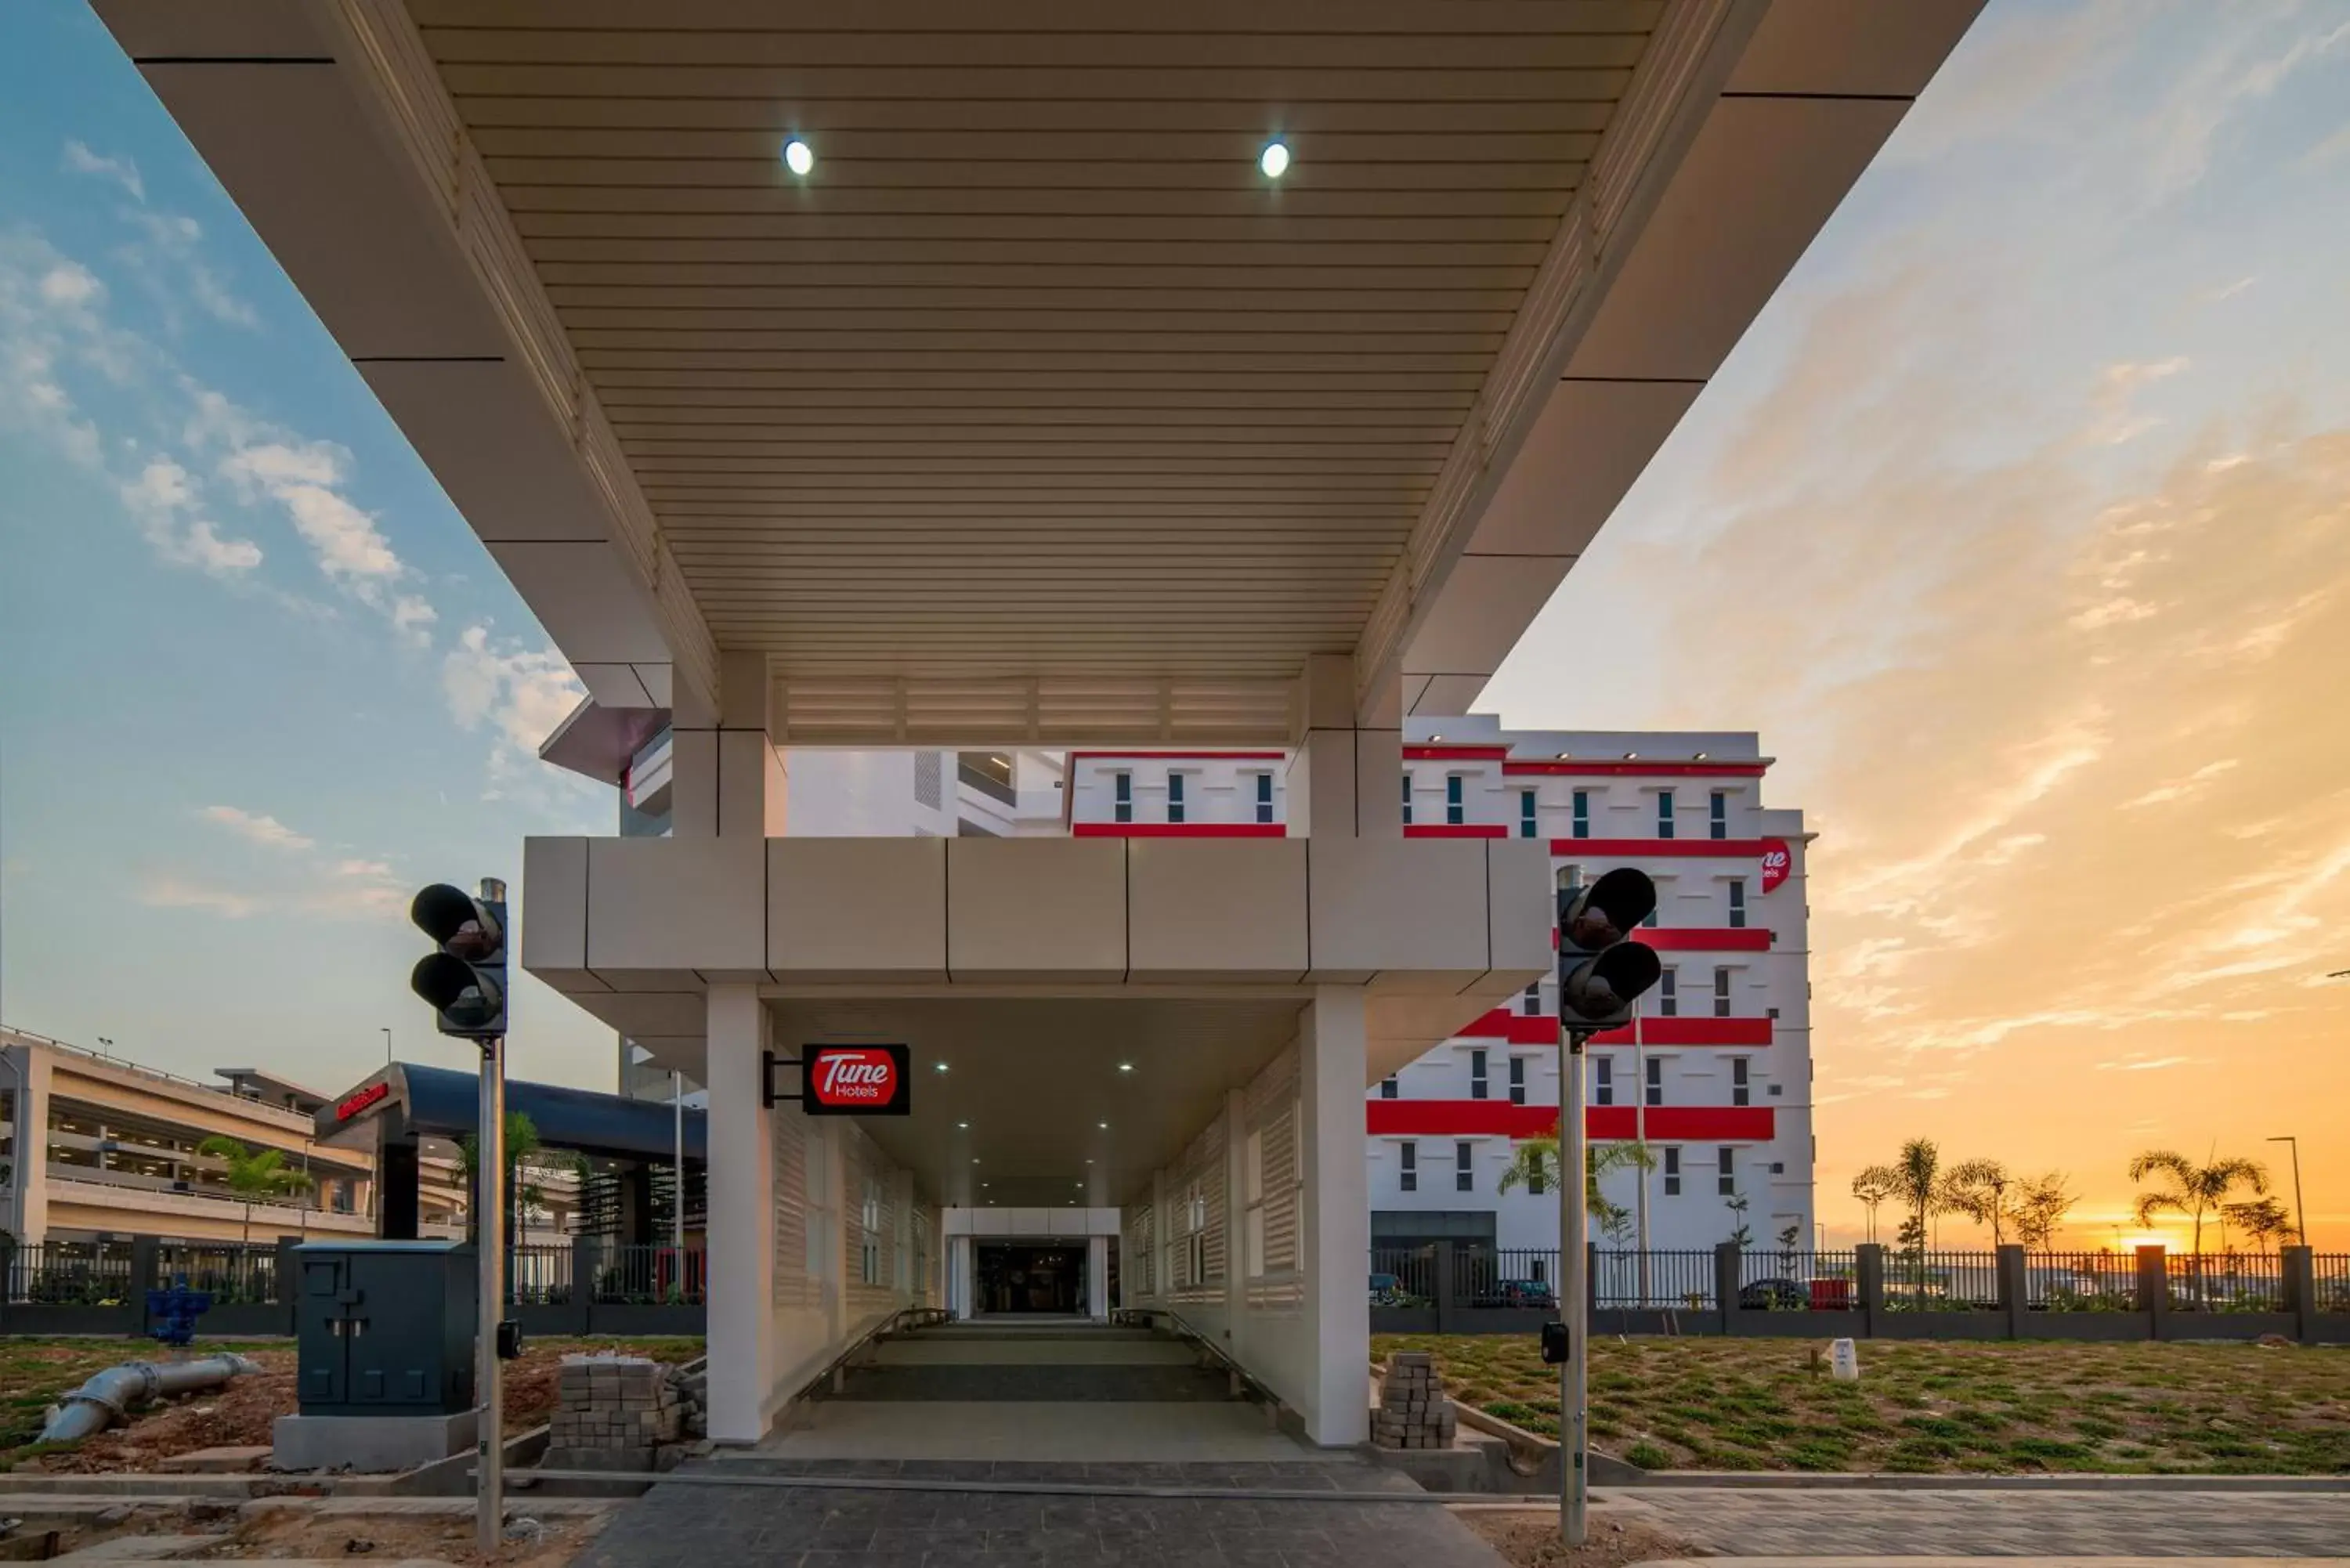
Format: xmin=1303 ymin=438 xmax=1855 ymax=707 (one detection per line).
xmin=574 ymin=1458 xmax=1507 ymax=1567
xmin=1615 ymin=1487 xmax=2350 ymax=1557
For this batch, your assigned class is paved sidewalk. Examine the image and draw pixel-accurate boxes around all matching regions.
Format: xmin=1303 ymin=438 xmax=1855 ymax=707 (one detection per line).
xmin=1610 ymin=1487 xmax=2350 ymax=1557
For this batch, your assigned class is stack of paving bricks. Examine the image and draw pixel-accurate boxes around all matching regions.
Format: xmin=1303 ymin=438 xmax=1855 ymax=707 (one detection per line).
xmin=548 ymin=1355 xmax=682 ymax=1468
xmin=1373 ymin=1353 xmax=1456 ymax=1449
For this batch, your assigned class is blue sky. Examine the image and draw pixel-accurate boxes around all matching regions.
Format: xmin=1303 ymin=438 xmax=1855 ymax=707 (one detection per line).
xmin=2 ymin=1 xmax=2347 ymax=1238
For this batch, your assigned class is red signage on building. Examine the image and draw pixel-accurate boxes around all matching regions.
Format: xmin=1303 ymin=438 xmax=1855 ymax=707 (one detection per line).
xmin=803 ymin=1044 xmax=911 ymax=1116
xmin=335 ymin=1080 xmax=391 ymax=1122
xmin=1759 ymin=838 xmax=1792 ymax=894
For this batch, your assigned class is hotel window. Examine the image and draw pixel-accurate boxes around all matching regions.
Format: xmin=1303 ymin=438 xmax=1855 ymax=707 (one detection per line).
xmin=1709 ymin=790 xmax=1728 ymax=840
xmin=1379 ymin=1075 xmax=1399 ymax=1100
xmin=1571 ymin=790 xmax=1590 ymax=839
xmin=1469 ymin=1049 xmax=1489 ymax=1100
xmin=1445 ymin=775 xmax=1465 ymax=826
xmin=1657 ymin=789 xmax=1676 ymax=839
xmin=1113 ymin=771 xmax=1133 ymax=824
xmin=1657 ymin=968 xmax=1678 ymax=1017
xmin=1528 ymin=1165 xmax=1546 ymax=1196
xmin=1255 ymin=772 xmax=1274 ymax=825
xmin=1727 ymin=878 xmax=1748 ymax=929
xmin=1714 ymin=968 xmax=1734 ymax=1018
xmin=1731 ymin=1057 xmax=1751 ymax=1107
xmin=1593 ymin=1055 xmax=1614 ymax=1107
xmin=1662 ymin=1146 xmax=1682 ymax=1196
xmin=1398 ymin=1141 xmax=1418 ymax=1192
xmin=1401 ymin=772 xmax=1413 ymax=826
xmin=1522 ymin=982 xmax=1541 ymax=1016
xmin=1508 ymin=1057 xmax=1527 ymax=1105
xmin=1455 ymin=1141 xmax=1475 ymax=1193
xmin=1167 ymin=771 xmax=1186 ymax=824
xmin=1645 ymin=1055 xmax=1663 ymax=1107
xmin=1520 ymin=790 xmax=1538 ymax=837
xmin=1717 ymin=1146 xmax=1737 ymax=1197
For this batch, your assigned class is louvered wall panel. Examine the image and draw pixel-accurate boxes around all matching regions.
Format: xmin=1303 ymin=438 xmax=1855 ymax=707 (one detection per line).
xmin=1245 ymin=1044 xmax=1303 ymax=1310
xmin=840 ymin=1123 xmax=900 ymax=1313
xmin=1168 ymin=1112 xmax=1227 ymax=1302
xmin=1123 ymin=1201 xmax=1155 ymax=1300
xmin=772 ymin=1107 xmax=812 ymax=1309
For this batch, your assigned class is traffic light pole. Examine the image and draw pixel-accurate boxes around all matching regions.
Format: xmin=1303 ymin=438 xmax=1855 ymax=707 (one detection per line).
xmin=1558 ymin=1019 xmax=1588 ymax=1548
xmin=476 ymin=1034 xmax=505 ymax=1555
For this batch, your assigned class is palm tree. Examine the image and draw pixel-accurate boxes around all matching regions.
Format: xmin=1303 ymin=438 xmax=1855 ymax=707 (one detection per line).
xmin=1850 ymin=1165 xmax=1899 ymax=1245
xmin=2009 ymin=1172 xmax=2077 ymax=1251
xmin=1889 ymin=1138 xmax=1946 ymax=1301
xmin=1941 ymin=1158 xmax=2015 ymax=1246
xmin=2129 ymin=1148 xmax=2269 ymax=1307
xmin=194 ymin=1136 xmax=315 ymax=1245
xmin=460 ymin=1111 xmax=546 ymax=1244
xmin=1497 ymin=1124 xmax=1654 ymax=1246
xmin=2223 ymin=1195 xmax=2293 ymax=1255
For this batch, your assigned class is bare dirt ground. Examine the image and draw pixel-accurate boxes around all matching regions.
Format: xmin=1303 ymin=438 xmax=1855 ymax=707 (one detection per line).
xmin=222 ymin=1505 xmax=612 ymax=1566
xmin=1456 ymin=1509 xmax=1697 ymax=1568
xmin=9 ymin=1338 xmax=702 ymax=1473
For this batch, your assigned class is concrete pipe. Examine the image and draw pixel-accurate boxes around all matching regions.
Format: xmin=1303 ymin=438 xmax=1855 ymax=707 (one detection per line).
xmin=38 ymin=1354 xmax=265 ymax=1445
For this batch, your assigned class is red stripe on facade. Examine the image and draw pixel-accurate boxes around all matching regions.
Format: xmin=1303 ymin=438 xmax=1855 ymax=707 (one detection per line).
xmin=1366 ymin=1102 xmax=1776 ymax=1141
xmin=1403 ymin=822 xmax=1510 ymax=840
xmin=1457 ymin=1010 xmax=1556 ymax=1046
xmin=1550 ymin=838 xmax=1769 ymax=858
xmin=1064 ymin=751 xmax=1289 ymax=764
xmin=1069 ymin=822 xmax=1288 ymax=838
xmin=1587 ymin=1016 xmax=1774 ymax=1046
xmin=1404 ymin=745 xmax=1513 ymax=761
xmin=1639 ymin=928 xmax=1773 ymax=952
xmin=1505 ymin=761 xmax=1768 ymax=778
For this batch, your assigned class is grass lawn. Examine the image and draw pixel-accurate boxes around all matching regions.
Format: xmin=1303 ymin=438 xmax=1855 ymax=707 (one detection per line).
xmin=0 ymin=1335 xmax=705 ymax=1470
xmin=1372 ymin=1334 xmax=2350 ymax=1475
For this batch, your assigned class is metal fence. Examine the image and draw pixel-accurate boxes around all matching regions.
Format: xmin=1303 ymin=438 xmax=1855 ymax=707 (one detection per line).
xmin=509 ymin=1244 xmax=573 ymax=1306
xmin=5 ymin=1242 xmax=137 ymax=1306
xmin=1455 ymin=1247 xmax=1560 ymax=1309
xmin=153 ymin=1242 xmax=278 ymax=1305
xmin=1369 ymin=1245 xmax=1434 ymax=1306
xmin=2317 ymin=1253 xmax=2350 ymax=1313
xmin=2164 ymin=1253 xmax=2285 ymax=1313
xmin=1592 ymin=1248 xmax=1714 ymax=1309
xmin=586 ymin=1243 xmax=706 ymax=1306
xmin=1879 ymin=1248 xmax=2001 ymax=1311
xmin=1734 ymin=1249 xmax=1859 ymax=1310
xmin=2026 ymin=1250 xmax=2139 ymax=1311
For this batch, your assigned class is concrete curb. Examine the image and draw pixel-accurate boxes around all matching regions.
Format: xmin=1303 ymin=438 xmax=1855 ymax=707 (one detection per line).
xmin=1609 ymin=1472 xmax=2350 ymax=1493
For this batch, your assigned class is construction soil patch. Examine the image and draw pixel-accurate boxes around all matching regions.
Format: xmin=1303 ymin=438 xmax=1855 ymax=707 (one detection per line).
xmin=1375 ymin=1333 xmax=2350 ymax=1475
xmin=1 ymin=1338 xmax=703 ymax=1473
xmin=1457 ymin=1508 xmax=1695 ymax=1568
xmin=227 ymin=1505 xmax=611 ymax=1566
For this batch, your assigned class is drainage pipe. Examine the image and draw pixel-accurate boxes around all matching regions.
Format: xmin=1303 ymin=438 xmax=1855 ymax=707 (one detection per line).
xmin=38 ymin=1354 xmax=264 ymax=1444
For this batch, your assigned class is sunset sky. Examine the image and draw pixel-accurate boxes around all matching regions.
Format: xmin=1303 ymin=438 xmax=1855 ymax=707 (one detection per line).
xmin=2 ymin=1 xmax=2346 ymax=1248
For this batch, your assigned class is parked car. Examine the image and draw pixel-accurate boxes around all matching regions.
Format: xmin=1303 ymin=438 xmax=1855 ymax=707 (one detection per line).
xmin=1472 ymin=1279 xmax=1557 ymax=1310
xmin=1737 ymin=1277 xmax=1808 ymax=1310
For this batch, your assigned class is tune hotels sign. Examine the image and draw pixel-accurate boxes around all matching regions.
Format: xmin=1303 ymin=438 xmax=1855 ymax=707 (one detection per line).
xmin=801 ymin=1044 xmax=912 ymax=1117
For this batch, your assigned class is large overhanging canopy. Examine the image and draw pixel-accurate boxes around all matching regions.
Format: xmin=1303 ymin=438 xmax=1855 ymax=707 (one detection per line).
xmin=99 ymin=0 xmax=1979 ymax=763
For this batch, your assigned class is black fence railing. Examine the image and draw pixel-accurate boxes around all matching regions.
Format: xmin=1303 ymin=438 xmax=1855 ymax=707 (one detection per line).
xmin=5 ymin=1242 xmax=139 ymax=1306
xmin=2160 ymin=1253 xmax=2288 ymax=1313
xmin=1734 ymin=1250 xmax=1859 ymax=1310
xmin=1455 ymin=1248 xmax=1559 ymax=1309
xmin=1593 ymin=1248 xmax=1716 ymax=1309
xmin=510 ymin=1244 xmax=573 ymax=1306
xmin=153 ymin=1242 xmax=279 ymax=1305
xmin=1368 ymin=1245 xmax=1434 ymax=1306
xmin=2026 ymin=1250 xmax=2141 ymax=1311
xmin=588 ymin=1242 xmax=706 ymax=1306
xmin=1881 ymin=1248 xmax=2002 ymax=1311
xmin=2317 ymin=1253 xmax=2350 ymax=1313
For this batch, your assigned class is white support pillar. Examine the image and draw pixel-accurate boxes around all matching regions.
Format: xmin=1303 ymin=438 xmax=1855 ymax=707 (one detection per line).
xmin=1222 ymin=1087 xmax=1250 ymax=1357
xmin=951 ymin=1235 xmax=974 ymax=1319
xmin=1087 ymin=1234 xmax=1109 ymax=1321
xmin=1152 ymin=1167 xmax=1171 ymax=1306
xmin=672 ymin=650 xmax=787 ymax=839
xmin=1285 ymin=653 xmax=1401 ymax=840
xmin=704 ymin=984 xmax=776 ymax=1443
xmin=1299 ymin=985 xmax=1372 ymax=1446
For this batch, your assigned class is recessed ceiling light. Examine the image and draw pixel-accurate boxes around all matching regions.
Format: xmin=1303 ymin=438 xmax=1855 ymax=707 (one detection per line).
xmin=1097 ymin=1122 xmax=1108 ymax=1129
xmin=1693 ymin=751 xmax=1708 ymax=761
xmin=1260 ymin=141 xmax=1290 ymax=179
xmin=1556 ymin=752 xmax=1571 ymax=761
xmin=1084 ymin=1159 xmax=1094 ymax=1165
xmin=934 ymin=1062 xmax=949 ymax=1073
xmin=971 ymin=1158 xmax=981 ymax=1165
xmin=1118 ymin=1063 xmax=1133 ymax=1073
xmin=956 ymin=1121 xmax=969 ymax=1129
xmin=981 ymin=1181 xmax=989 ymax=1188
xmin=1623 ymin=751 xmax=1639 ymax=761
xmin=783 ymin=139 xmax=814 ymax=176
xmin=1430 ymin=734 xmax=1443 ymax=742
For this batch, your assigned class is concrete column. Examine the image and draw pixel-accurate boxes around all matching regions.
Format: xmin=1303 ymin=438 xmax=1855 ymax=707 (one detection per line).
xmin=2138 ymin=1245 xmax=2170 ymax=1339
xmin=951 ymin=1234 xmax=974 ymax=1319
xmin=1223 ymin=1087 xmax=1249 ymax=1356
xmin=672 ymin=650 xmax=787 ymax=839
xmin=1283 ymin=655 xmax=1401 ymax=840
xmin=2283 ymin=1246 xmax=2316 ymax=1343
xmin=1087 ymin=1234 xmax=1110 ymax=1321
xmin=1714 ymin=1241 xmax=1742 ymax=1334
xmin=1856 ymin=1243 xmax=1886 ymax=1338
xmin=13 ymin=1047 xmax=51 ymax=1245
xmin=1152 ymin=1167 xmax=1171 ymax=1306
xmin=1298 ymin=986 xmax=1370 ymax=1445
xmin=704 ymin=984 xmax=776 ymax=1443
xmin=1996 ymin=1245 xmax=2028 ymax=1339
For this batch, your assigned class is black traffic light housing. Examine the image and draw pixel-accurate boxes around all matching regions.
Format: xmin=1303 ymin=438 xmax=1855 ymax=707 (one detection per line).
xmin=409 ymin=880 xmax=508 ymax=1039
xmin=1556 ymin=867 xmax=1662 ymax=1031
xmin=1541 ymin=1319 xmax=1571 ymax=1366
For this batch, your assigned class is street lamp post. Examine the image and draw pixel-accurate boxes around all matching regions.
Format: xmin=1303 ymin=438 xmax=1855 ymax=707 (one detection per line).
xmin=2267 ymin=1136 xmax=2307 ymax=1247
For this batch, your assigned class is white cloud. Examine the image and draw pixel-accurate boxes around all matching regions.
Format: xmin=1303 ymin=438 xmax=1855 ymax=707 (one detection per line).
xmin=390 ymin=594 xmax=438 ymax=646
xmin=62 ymin=141 xmax=143 ymax=201
xmin=333 ymin=859 xmax=394 ymax=878
xmin=116 ymin=456 xmax=265 ymax=578
xmin=197 ymin=804 xmax=316 ymax=851
xmin=137 ymin=875 xmax=262 ymax=919
xmin=443 ymin=625 xmax=585 ymax=755
xmin=38 ymin=262 xmax=103 ymax=309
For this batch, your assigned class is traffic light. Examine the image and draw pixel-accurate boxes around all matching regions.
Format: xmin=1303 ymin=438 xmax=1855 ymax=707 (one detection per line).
xmin=409 ymin=878 xmax=508 ymax=1039
xmin=1556 ymin=867 xmax=1661 ymax=1031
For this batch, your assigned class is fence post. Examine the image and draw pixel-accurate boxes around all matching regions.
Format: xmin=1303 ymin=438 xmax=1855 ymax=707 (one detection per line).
xmin=571 ymin=1232 xmax=598 ymax=1335
xmin=2282 ymin=1245 xmax=2315 ymax=1344
xmin=1585 ymin=1241 xmax=1598 ymax=1323
xmin=2137 ymin=1245 xmax=2169 ymax=1340
xmin=1856 ymin=1244 xmax=1885 ymax=1339
xmin=128 ymin=1236 xmax=159 ymax=1339
xmin=1996 ymin=1245 xmax=2027 ymax=1340
xmin=275 ymin=1235 xmax=302 ymax=1335
xmin=1433 ymin=1241 xmax=1455 ymax=1335
xmin=1712 ymin=1241 xmax=1741 ymax=1335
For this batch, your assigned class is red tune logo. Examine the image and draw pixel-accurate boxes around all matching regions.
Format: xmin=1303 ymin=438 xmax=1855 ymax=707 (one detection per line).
xmin=1759 ymin=839 xmax=1792 ymax=894
xmin=807 ymin=1046 xmax=905 ymax=1111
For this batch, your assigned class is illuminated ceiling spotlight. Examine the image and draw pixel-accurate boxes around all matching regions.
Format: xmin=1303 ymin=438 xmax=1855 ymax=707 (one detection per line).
xmin=783 ymin=138 xmax=815 ymax=176
xmin=1260 ymin=140 xmax=1291 ymax=179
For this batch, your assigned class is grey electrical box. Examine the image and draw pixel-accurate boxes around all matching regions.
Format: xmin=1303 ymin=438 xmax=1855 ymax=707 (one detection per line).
xmin=293 ymin=1241 xmax=475 ymax=1417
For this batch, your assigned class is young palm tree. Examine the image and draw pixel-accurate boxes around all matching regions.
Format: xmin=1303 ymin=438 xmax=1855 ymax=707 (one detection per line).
xmin=1889 ymin=1138 xmax=1945 ymax=1302
xmin=1850 ymin=1165 xmax=1899 ymax=1245
xmin=1496 ymin=1123 xmax=1654 ymax=1247
xmin=2008 ymin=1171 xmax=2077 ymax=1251
xmin=1941 ymin=1158 xmax=2015 ymax=1246
xmin=194 ymin=1136 xmax=315 ymax=1245
xmin=2222 ymin=1195 xmax=2293 ymax=1255
xmin=2129 ymin=1148 xmax=2268 ymax=1307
